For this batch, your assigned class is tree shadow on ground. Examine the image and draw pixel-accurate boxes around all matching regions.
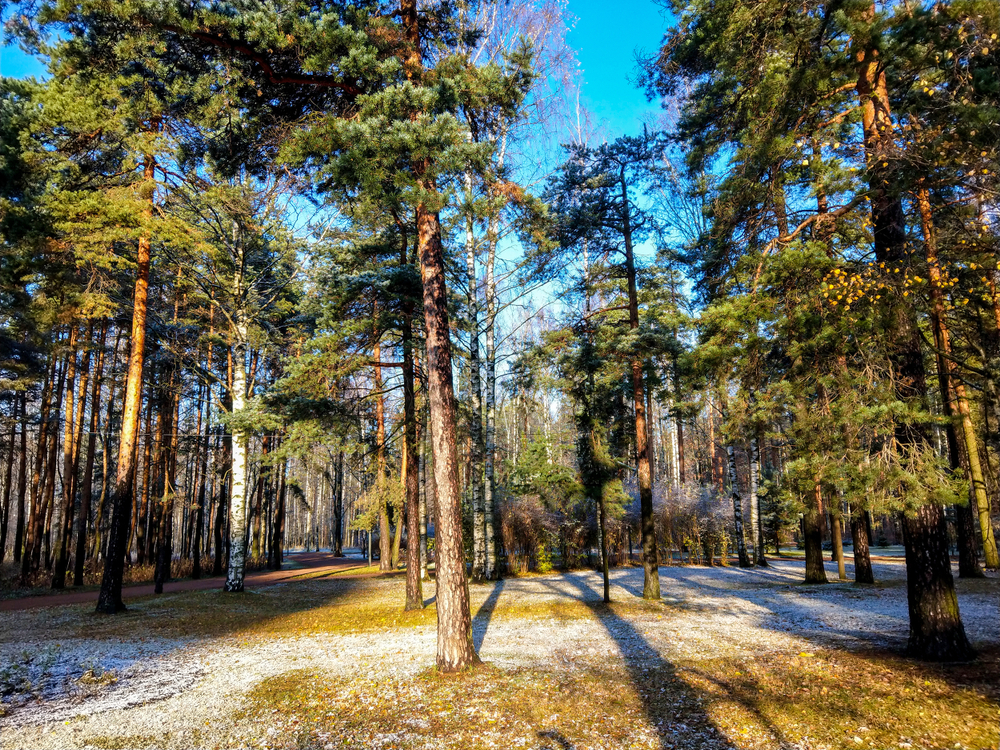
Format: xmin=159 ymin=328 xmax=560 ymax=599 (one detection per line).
xmin=610 ymin=558 xmax=998 ymax=657
xmin=532 ymin=573 xmax=795 ymax=749
xmin=472 ymin=578 xmax=505 ymax=651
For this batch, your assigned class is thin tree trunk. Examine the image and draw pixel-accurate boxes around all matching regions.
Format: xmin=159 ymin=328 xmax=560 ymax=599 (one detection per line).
xmin=74 ymin=322 xmax=107 ymax=585
xmin=917 ymin=187 xmax=996 ymax=571
xmin=53 ymin=326 xmax=86 ymax=588
xmin=13 ymin=391 xmax=28 ymax=563
xmin=0 ymin=394 xmax=17 ymax=564
xmin=96 ymin=148 xmax=156 ymax=614
xmin=464 ymin=171 xmax=486 ymax=582
xmin=621 ymin=169 xmax=659 ymax=599
xmin=21 ymin=353 xmax=56 ymax=580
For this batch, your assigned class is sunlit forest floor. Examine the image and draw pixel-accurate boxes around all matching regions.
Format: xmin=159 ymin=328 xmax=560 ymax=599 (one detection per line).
xmin=1 ymin=556 xmax=997 ymax=750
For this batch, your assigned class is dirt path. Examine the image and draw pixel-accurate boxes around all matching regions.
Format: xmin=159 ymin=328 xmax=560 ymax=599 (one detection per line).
xmin=0 ymin=552 xmax=365 ymax=612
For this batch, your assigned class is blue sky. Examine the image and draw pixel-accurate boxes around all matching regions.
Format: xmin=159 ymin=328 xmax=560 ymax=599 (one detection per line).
xmin=566 ymin=0 xmax=670 ymax=138
xmin=2 ymin=1 xmax=672 ymax=136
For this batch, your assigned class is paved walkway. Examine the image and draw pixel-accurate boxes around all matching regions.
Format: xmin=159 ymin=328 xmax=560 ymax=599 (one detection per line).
xmin=0 ymin=552 xmax=366 ymax=612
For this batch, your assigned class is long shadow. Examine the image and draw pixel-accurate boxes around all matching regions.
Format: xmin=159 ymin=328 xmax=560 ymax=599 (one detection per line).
xmin=472 ymin=578 xmax=505 ymax=651
xmin=607 ymin=559 xmax=1000 ymax=713
xmin=547 ymin=573 xmax=795 ymax=749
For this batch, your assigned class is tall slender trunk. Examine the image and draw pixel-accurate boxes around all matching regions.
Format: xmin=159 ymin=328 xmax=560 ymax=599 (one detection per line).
xmin=374 ymin=332 xmax=392 ymax=571
xmin=154 ymin=374 xmax=178 ymax=593
xmin=97 ymin=148 xmax=156 ymax=614
xmin=482 ymin=130 xmax=507 ymax=582
xmin=726 ymin=445 xmax=752 ymax=568
xmin=333 ymin=451 xmax=344 ymax=557
xmin=13 ymin=391 xmax=28 ymax=563
xmin=34 ymin=345 xmax=67 ymax=575
xmin=464 ymin=170 xmax=485 ymax=581
xmin=917 ymin=187 xmax=996 ymax=571
xmin=621 ymin=170 xmax=659 ymax=599
xmin=0 ymin=394 xmax=17 ymax=564
xmin=193 ymin=384 xmax=209 ymax=579
xmin=400 ymin=0 xmax=476 ymax=670
xmin=748 ymin=437 xmax=761 ymax=566
xmin=53 ymin=326 xmax=86 ymax=588
xmin=74 ymin=322 xmax=107 ymax=585
xmin=855 ymin=22 xmax=971 ymax=659
xmin=225 ymin=320 xmax=250 ymax=592
xmin=21 ymin=354 xmax=56 ymax=580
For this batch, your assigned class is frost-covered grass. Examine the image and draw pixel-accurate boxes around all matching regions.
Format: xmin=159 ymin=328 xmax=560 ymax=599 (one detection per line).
xmin=1 ymin=558 xmax=997 ymax=750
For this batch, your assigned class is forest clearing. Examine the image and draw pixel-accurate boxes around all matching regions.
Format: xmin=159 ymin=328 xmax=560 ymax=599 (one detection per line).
xmin=2 ymin=554 xmax=997 ymax=750
xmin=3 ymin=0 xmax=1000 ymax=747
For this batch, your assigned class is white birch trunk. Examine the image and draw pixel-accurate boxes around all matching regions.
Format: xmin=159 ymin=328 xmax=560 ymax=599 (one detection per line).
xmin=224 ymin=322 xmax=249 ymax=592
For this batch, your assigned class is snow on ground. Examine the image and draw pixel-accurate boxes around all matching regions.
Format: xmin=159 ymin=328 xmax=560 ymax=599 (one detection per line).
xmin=0 ymin=557 xmax=996 ymax=749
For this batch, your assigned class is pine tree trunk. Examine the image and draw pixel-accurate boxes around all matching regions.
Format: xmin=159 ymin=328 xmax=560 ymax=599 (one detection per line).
xmin=21 ymin=354 xmax=56 ymax=580
xmin=74 ymin=322 xmax=107 ymax=585
xmin=727 ymin=445 xmax=752 ymax=568
xmin=482 ymin=132 xmax=507 ymax=582
xmin=464 ymin=176 xmax=486 ymax=582
xmin=804 ymin=479 xmax=828 ymax=583
xmin=830 ymin=501 xmax=847 ymax=581
xmin=855 ymin=30 xmax=971 ymax=658
xmin=154 ymin=379 xmax=177 ymax=594
xmin=373 ymin=333 xmax=393 ymax=571
xmin=850 ymin=501 xmax=875 ymax=584
xmin=13 ymin=392 xmax=28 ymax=564
xmin=917 ymin=186 xmax=990 ymax=575
xmin=53 ymin=326 xmax=86 ymax=588
xmin=621 ymin=170 xmax=659 ymax=599
xmin=416 ymin=197 xmax=479 ymax=671
xmin=0 ymin=397 xmax=16 ymax=565
xmin=96 ymin=150 xmax=156 ymax=614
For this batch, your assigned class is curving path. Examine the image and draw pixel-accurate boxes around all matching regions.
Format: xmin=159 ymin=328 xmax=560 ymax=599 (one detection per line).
xmin=0 ymin=551 xmax=366 ymax=612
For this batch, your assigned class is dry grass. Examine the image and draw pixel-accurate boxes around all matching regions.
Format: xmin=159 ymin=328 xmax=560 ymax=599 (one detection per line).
xmin=237 ymin=645 xmax=1000 ymax=750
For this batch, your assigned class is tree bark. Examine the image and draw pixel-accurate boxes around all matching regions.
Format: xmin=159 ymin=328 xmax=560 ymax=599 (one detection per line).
xmin=855 ymin=25 xmax=972 ymax=658
xmin=96 ymin=150 xmax=156 ymax=614
xmin=74 ymin=322 xmax=107 ymax=585
xmin=727 ymin=445 xmax=752 ymax=568
xmin=804 ymin=478 xmax=829 ymax=584
xmin=417 ymin=197 xmax=479 ymax=671
xmin=621 ymin=169 xmax=659 ymax=599
xmin=224 ymin=323 xmax=249 ymax=592
xmin=464 ymin=172 xmax=486 ymax=582
xmin=13 ymin=391 xmax=28 ymax=564
xmin=53 ymin=326 xmax=86 ymax=588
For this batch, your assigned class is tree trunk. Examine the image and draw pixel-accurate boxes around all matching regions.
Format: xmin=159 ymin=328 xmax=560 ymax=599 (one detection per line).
xmin=373 ymin=333 xmax=393 ymax=571
xmin=224 ymin=323 xmax=250 ymax=592
xmin=417 ymin=197 xmax=479 ymax=671
xmin=850 ymin=502 xmax=875 ymax=584
xmin=855 ymin=28 xmax=971 ymax=659
xmin=21 ymin=354 xmax=56 ymax=580
xmin=463 ymin=169 xmax=486 ymax=582
xmin=74 ymin=322 xmax=107 ymax=585
xmin=726 ymin=445 xmax=752 ymax=568
xmin=622 ymin=169 xmax=659 ymax=599
xmin=804 ymin=478 xmax=828 ymax=584
xmin=53 ymin=326 xmax=86 ymax=588
xmin=13 ymin=392 xmax=28 ymax=564
xmin=96 ymin=150 xmax=156 ymax=614
xmin=0 ymin=395 xmax=17 ymax=564
xmin=917 ymin=186 xmax=989 ymax=575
